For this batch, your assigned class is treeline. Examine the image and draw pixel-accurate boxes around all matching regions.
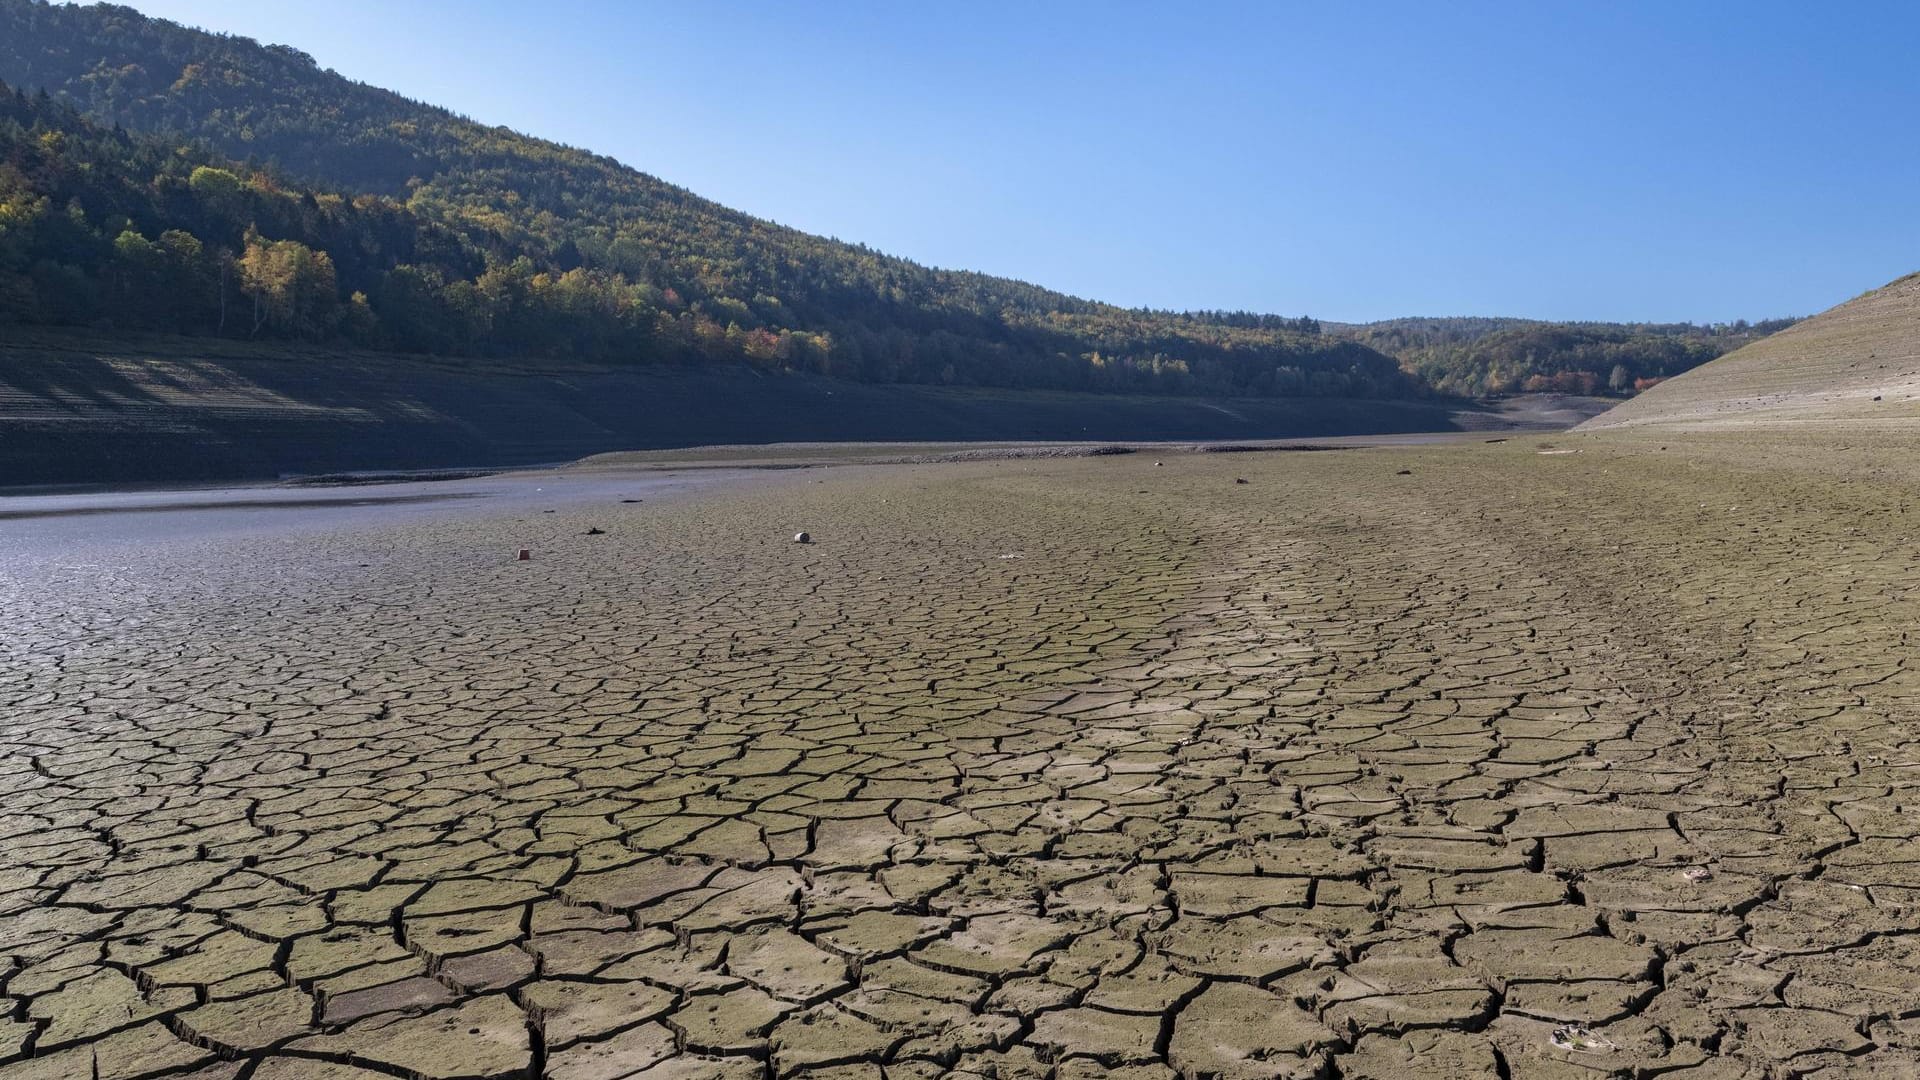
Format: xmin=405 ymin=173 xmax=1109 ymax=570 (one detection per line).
xmin=1335 ymin=317 xmax=1799 ymax=397
xmin=0 ymin=2 xmax=1418 ymax=399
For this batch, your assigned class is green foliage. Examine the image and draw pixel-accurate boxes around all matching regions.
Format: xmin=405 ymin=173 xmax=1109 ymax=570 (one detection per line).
xmin=0 ymin=1 xmax=1417 ymax=399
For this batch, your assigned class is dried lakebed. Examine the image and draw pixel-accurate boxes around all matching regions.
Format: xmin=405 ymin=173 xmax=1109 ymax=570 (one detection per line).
xmin=2 ymin=433 xmax=1918 ymax=1079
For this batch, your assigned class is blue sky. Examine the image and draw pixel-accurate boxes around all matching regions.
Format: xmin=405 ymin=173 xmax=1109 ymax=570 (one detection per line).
xmin=125 ymin=1 xmax=1920 ymax=323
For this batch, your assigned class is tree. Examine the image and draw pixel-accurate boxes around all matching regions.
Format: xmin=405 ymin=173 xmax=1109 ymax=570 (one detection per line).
xmin=238 ymin=231 xmax=338 ymax=336
xmin=187 ymin=165 xmax=244 ymax=216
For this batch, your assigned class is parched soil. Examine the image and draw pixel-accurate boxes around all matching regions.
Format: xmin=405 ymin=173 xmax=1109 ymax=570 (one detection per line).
xmin=2 ymin=429 xmax=1918 ymax=1079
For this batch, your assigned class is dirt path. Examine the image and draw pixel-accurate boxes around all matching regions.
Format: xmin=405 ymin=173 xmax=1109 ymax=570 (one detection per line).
xmin=1 ymin=433 xmax=1916 ymax=1079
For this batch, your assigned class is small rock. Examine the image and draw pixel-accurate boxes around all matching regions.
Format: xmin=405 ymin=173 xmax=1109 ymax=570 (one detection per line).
xmin=584 ymin=527 xmax=606 ymax=536
xmin=1396 ymin=469 xmax=1412 ymax=475
xmin=1234 ymin=478 xmax=1249 ymax=485
xmin=517 ymin=549 xmax=530 ymax=561
xmin=1681 ymin=865 xmax=1714 ymax=883
xmin=793 ymin=532 xmax=811 ymax=544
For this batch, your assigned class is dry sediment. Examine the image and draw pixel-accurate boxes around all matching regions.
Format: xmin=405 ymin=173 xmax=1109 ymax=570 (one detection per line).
xmin=1 ymin=431 xmax=1918 ymax=1079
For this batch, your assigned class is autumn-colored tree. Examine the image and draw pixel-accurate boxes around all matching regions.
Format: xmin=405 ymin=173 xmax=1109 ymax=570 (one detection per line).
xmin=742 ymin=327 xmax=780 ymax=364
xmin=238 ymin=230 xmax=338 ymax=336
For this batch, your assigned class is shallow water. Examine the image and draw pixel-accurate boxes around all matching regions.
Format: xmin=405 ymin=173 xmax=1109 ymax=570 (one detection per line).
xmin=0 ymin=467 xmax=762 ymax=566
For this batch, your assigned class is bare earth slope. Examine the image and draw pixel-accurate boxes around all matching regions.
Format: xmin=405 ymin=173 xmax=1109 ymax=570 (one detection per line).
xmin=0 ymin=335 xmax=1483 ymax=487
xmin=4 ymin=433 xmax=1919 ymax=1077
xmin=0 ymin=335 xmax=1605 ymax=488
xmin=1580 ymin=271 xmax=1920 ymax=430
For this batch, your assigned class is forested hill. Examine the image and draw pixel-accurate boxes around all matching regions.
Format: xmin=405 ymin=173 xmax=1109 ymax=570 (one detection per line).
xmin=0 ymin=0 xmax=1411 ymax=399
xmin=1329 ymin=316 xmax=1799 ymax=398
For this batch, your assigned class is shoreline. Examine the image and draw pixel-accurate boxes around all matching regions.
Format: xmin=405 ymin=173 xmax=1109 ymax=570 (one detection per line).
xmin=0 ymin=429 xmax=1515 ymax=505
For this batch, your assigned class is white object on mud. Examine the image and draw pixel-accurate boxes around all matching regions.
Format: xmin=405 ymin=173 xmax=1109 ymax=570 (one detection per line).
xmin=793 ymin=532 xmax=811 ymax=544
xmin=1550 ymin=1024 xmax=1615 ymax=1053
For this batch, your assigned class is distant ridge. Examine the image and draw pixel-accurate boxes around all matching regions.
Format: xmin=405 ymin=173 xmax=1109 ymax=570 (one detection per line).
xmin=1579 ymin=273 xmax=1920 ymax=430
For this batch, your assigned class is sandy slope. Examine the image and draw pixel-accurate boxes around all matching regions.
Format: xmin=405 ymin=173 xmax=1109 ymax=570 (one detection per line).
xmin=1581 ymin=271 xmax=1920 ymax=430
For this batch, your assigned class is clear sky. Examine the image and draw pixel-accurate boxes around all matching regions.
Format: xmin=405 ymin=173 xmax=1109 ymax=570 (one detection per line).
xmin=122 ymin=1 xmax=1920 ymax=323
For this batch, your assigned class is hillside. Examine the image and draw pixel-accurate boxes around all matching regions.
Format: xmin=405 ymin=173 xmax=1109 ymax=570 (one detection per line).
xmin=0 ymin=0 xmax=1815 ymax=489
xmin=0 ymin=0 xmax=1413 ymax=399
xmin=0 ymin=1 xmax=1800 ymax=406
xmin=1579 ymin=272 xmax=1920 ymax=430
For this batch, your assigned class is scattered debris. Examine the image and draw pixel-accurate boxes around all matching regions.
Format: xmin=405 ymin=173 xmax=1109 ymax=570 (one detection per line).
xmin=584 ymin=527 xmax=606 ymax=536
xmin=1537 ymin=449 xmax=1580 ymax=456
xmin=1550 ymin=1024 xmax=1616 ymax=1053
xmin=517 ymin=549 xmax=530 ymax=561
xmin=1681 ymin=865 xmax=1714 ymax=883
xmin=793 ymin=532 xmax=812 ymax=544
xmin=997 ymin=553 xmax=1025 ymax=560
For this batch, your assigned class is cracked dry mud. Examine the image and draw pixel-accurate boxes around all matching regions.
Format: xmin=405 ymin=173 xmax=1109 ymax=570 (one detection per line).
xmin=4 ymin=431 xmax=1920 ymax=1080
